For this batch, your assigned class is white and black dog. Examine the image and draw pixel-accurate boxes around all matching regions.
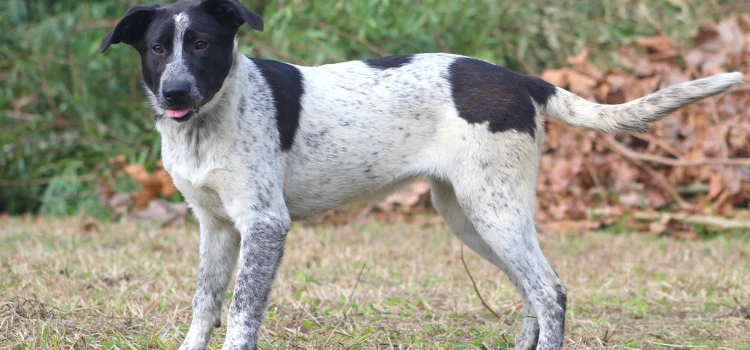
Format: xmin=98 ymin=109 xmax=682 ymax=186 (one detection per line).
xmin=101 ymin=1 xmax=743 ymax=349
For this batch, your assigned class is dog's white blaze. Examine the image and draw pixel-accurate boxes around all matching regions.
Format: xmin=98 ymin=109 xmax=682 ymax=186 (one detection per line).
xmin=159 ymin=13 xmax=194 ymax=95
xmin=173 ymin=13 xmax=189 ymax=61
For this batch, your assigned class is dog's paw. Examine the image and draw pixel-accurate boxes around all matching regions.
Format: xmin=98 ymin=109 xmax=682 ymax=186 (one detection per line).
xmin=178 ymin=343 xmax=207 ymax=350
xmin=179 ymin=332 xmax=208 ymax=350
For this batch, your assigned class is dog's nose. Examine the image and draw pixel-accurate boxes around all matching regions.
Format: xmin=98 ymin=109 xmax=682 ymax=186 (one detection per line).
xmin=162 ymin=82 xmax=191 ymax=103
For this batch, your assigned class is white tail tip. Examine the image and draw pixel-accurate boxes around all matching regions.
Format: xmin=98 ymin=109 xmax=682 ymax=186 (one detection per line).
xmin=722 ymin=72 xmax=744 ymax=84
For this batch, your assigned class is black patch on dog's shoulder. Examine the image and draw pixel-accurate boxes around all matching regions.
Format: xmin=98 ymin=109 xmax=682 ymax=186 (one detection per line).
xmin=448 ymin=57 xmax=556 ymax=138
xmin=251 ymin=59 xmax=305 ymax=151
xmin=363 ymin=55 xmax=413 ymax=70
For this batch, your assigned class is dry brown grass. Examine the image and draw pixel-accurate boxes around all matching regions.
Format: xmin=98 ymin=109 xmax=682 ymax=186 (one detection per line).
xmin=1 ymin=215 xmax=749 ymax=349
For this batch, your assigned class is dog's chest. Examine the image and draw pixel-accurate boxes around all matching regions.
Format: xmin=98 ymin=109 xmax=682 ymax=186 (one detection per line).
xmin=161 ymin=137 xmax=233 ymax=219
xmin=174 ymin=173 xmax=228 ymax=219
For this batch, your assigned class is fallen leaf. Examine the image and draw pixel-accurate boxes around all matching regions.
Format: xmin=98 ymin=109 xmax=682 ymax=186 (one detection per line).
xmin=637 ymin=36 xmax=673 ymax=54
xmin=541 ymin=69 xmax=569 ymax=87
xmin=567 ymin=70 xmax=597 ymax=99
xmin=123 ymin=164 xmax=151 ymax=185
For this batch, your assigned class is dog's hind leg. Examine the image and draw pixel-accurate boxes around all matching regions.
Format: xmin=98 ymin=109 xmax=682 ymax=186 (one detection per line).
xmin=181 ymin=208 xmax=241 ymax=350
xmin=441 ymin=137 xmax=566 ymax=350
xmin=430 ymin=179 xmax=540 ymax=350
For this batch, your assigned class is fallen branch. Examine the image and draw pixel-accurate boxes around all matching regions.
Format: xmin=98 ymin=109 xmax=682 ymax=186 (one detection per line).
xmin=316 ymin=21 xmax=392 ymax=57
xmin=0 ymin=175 xmax=98 ymax=187
xmin=39 ymin=61 xmax=66 ymax=129
xmin=727 ymin=84 xmax=750 ymax=94
xmin=604 ymin=135 xmax=750 ymax=167
xmin=246 ymin=36 xmax=304 ymax=65
xmin=733 ymin=296 xmax=750 ymax=319
xmin=634 ymin=212 xmax=750 ymax=230
xmin=5 ymin=112 xmax=40 ymax=121
xmin=323 ymin=263 xmax=366 ymax=346
xmin=676 ymin=183 xmax=710 ymax=196
xmin=645 ymin=340 xmax=709 ymax=349
xmin=345 ymin=263 xmax=366 ymax=316
xmin=602 ymin=136 xmax=692 ymax=209
xmin=460 ymin=245 xmax=501 ymax=319
xmin=588 ymin=208 xmax=750 ymax=231
xmin=630 ymin=133 xmax=682 ymax=158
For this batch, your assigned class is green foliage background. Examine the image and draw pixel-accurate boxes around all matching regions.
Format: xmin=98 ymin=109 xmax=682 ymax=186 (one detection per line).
xmin=0 ymin=0 xmax=733 ymax=215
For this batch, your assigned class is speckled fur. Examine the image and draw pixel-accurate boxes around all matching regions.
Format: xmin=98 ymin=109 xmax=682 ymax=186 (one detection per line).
xmin=166 ymin=52 xmax=741 ymax=350
xmin=104 ymin=2 xmax=744 ymax=349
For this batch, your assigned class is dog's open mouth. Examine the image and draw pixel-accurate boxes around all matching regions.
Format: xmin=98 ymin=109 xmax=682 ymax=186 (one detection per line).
xmin=164 ymin=107 xmax=197 ymax=121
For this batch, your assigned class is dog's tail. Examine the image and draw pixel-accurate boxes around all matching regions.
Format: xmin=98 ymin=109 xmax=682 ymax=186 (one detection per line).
xmin=537 ymin=72 xmax=744 ymax=133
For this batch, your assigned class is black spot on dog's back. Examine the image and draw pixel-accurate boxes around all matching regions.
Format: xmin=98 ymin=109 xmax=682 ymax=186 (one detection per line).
xmin=363 ymin=55 xmax=414 ymax=70
xmin=448 ymin=58 xmax=556 ymax=137
xmin=251 ymin=59 xmax=305 ymax=151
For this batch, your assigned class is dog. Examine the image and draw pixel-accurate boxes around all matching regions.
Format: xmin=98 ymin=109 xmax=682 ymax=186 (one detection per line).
xmin=100 ymin=1 xmax=743 ymax=349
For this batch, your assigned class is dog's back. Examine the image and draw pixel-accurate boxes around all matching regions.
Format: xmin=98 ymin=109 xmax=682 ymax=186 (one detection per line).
xmin=278 ymin=53 xmax=743 ymax=218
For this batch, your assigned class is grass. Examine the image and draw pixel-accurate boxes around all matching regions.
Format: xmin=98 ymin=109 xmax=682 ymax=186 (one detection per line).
xmin=1 ymin=215 xmax=749 ymax=349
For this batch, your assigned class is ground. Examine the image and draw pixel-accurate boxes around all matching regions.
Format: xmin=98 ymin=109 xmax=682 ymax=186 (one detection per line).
xmin=1 ymin=216 xmax=749 ymax=349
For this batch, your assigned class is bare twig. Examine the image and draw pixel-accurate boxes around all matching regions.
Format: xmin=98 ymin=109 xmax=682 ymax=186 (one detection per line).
xmin=732 ymin=296 xmax=750 ymax=319
xmin=345 ymin=264 xmax=366 ymax=316
xmin=246 ymin=36 xmax=303 ymax=65
xmin=645 ymin=340 xmax=709 ymax=348
xmin=602 ymin=136 xmax=692 ymax=209
xmin=676 ymin=184 xmax=709 ymax=196
xmin=728 ymin=85 xmax=750 ymax=94
xmin=0 ymin=175 xmax=98 ymax=187
xmin=640 ymin=160 xmax=692 ymax=209
xmin=159 ymin=203 xmax=193 ymax=228
xmin=630 ymin=133 xmax=682 ymax=158
xmin=460 ymin=245 xmax=501 ymax=319
xmin=502 ymin=333 xmax=510 ymax=347
xmin=588 ymin=208 xmax=750 ymax=231
xmin=129 ymin=68 xmax=140 ymax=107
xmin=323 ymin=264 xmax=366 ymax=346
xmin=6 ymin=112 xmax=40 ymax=121
xmin=584 ymin=160 xmax=603 ymax=189
xmin=315 ymin=21 xmax=391 ymax=57
xmin=432 ymin=32 xmax=451 ymax=53
xmin=710 ymin=2 xmax=750 ymax=15
xmin=604 ymin=135 xmax=750 ymax=167
xmin=39 ymin=62 xmax=65 ymax=128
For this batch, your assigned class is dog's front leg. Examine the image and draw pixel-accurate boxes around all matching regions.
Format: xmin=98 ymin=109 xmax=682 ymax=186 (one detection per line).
xmin=181 ymin=208 xmax=241 ymax=350
xmin=222 ymin=210 xmax=289 ymax=350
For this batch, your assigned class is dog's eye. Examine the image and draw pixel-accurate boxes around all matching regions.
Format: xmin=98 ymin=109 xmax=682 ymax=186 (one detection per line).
xmin=195 ymin=41 xmax=208 ymax=51
xmin=152 ymin=45 xmax=165 ymax=54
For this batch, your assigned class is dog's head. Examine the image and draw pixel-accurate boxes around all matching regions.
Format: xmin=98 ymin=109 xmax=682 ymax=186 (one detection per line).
xmin=101 ymin=0 xmax=263 ymax=121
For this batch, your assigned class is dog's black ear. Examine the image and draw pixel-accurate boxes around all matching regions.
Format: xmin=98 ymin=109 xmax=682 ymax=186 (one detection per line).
xmin=200 ymin=0 xmax=264 ymax=31
xmin=100 ymin=4 xmax=161 ymax=53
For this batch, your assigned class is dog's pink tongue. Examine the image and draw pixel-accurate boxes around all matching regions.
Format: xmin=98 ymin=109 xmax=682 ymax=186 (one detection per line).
xmin=166 ymin=108 xmax=191 ymax=119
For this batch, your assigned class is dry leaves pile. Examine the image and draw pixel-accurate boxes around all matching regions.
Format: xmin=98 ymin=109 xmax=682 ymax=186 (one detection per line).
xmin=535 ymin=15 xmax=750 ymax=236
xmin=97 ymin=156 xmax=188 ymax=226
xmin=103 ymin=16 xmax=750 ymax=236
